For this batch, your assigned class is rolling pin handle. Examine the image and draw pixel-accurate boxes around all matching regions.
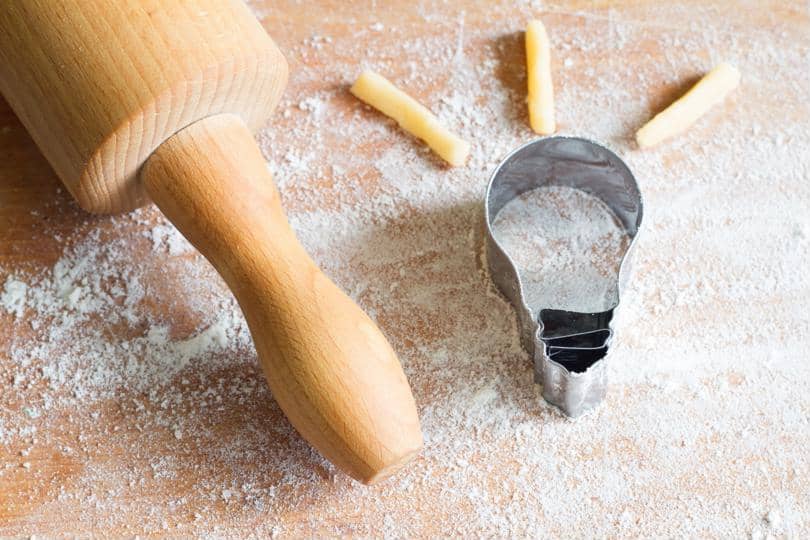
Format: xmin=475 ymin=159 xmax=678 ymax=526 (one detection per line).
xmin=141 ymin=113 xmax=423 ymax=484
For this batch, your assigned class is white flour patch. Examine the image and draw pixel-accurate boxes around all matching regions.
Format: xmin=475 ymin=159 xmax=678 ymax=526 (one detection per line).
xmin=148 ymin=223 xmax=194 ymax=255
xmin=1 ymin=277 xmax=28 ymax=319
xmin=492 ymin=186 xmax=629 ymax=312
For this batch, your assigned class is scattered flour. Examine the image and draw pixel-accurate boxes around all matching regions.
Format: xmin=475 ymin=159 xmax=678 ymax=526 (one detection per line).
xmin=148 ymin=223 xmax=194 ymax=256
xmin=1 ymin=0 xmax=809 ymax=537
xmin=492 ymin=186 xmax=629 ymax=312
xmin=1 ymin=277 xmax=28 ymax=319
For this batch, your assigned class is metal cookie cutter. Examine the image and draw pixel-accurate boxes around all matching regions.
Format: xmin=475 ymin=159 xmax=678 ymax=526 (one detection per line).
xmin=485 ymin=137 xmax=643 ymax=417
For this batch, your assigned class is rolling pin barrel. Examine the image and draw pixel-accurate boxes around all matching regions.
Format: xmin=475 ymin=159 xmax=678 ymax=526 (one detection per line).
xmin=0 ymin=0 xmax=422 ymax=483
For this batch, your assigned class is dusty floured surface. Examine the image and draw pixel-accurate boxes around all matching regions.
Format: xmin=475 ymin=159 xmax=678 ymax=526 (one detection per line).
xmin=492 ymin=186 xmax=630 ymax=313
xmin=0 ymin=1 xmax=809 ymax=537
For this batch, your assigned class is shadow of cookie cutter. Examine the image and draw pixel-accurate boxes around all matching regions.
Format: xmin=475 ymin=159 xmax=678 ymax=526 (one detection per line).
xmin=485 ymin=137 xmax=643 ymax=417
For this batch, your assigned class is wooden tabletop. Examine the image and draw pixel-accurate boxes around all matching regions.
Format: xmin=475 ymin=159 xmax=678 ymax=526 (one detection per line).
xmin=1 ymin=1 xmax=809 ymax=537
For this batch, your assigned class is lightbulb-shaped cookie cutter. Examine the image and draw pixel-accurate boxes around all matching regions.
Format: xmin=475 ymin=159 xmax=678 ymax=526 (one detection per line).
xmin=485 ymin=137 xmax=643 ymax=417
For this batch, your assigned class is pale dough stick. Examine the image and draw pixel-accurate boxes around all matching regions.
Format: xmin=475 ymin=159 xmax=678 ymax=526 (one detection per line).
xmin=525 ymin=19 xmax=555 ymax=135
xmin=636 ymin=62 xmax=741 ymax=148
xmin=350 ymin=71 xmax=471 ymax=166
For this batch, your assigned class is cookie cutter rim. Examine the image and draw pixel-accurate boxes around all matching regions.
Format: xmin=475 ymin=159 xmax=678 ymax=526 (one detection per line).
xmin=484 ymin=136 xmax=643 ymax=418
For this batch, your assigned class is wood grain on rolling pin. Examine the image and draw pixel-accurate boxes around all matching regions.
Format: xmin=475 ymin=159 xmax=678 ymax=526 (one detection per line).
xmin=142 ymin=114 xmax=423 ymax=484
xmin=0 ymin=0 xmax=286 ymax=212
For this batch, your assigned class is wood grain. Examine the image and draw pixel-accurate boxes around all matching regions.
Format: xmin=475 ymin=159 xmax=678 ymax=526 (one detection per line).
xmin=142 ymin=114 xmax=422 ymax=483
xmin=0 ymin=0 xmax=286 ymax=212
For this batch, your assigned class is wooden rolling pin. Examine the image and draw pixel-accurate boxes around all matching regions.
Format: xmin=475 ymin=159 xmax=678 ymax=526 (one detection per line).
xmin=0 ymin=0 xmax=422 ymax=484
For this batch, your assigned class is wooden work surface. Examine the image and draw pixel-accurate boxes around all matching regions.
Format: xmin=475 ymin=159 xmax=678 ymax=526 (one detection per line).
xmin=1 ymin=1 xmax=809 ymax=537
